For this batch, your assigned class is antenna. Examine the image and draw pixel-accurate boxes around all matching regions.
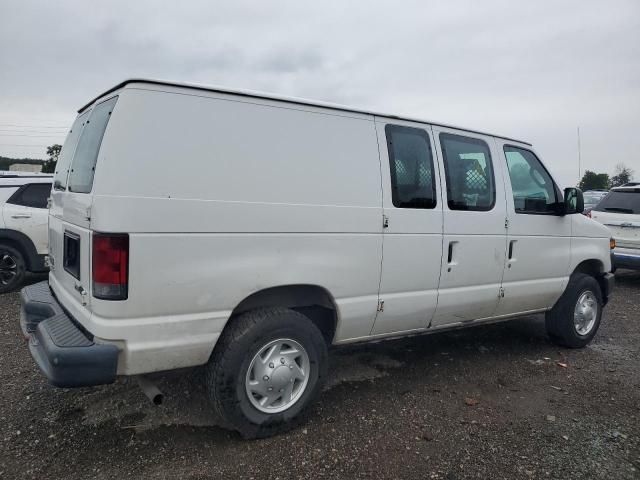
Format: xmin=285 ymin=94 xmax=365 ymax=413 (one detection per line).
xmin=577 ymin=126 xmax=582 ymax=185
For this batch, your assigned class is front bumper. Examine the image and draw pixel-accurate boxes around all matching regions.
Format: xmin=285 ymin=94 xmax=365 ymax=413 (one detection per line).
xmin=613 ymin=250 xmax=640 ymax=270
xmin=20 ymin=281 xmax=119 ymax=387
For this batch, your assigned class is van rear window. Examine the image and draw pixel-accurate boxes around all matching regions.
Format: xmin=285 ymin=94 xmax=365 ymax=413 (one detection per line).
xmin=68 ymin=96 xmax=118 ymax=193
xmin=594 ymin=190 xmax=640 ymax=214
xmin=53 ymin=111 xmax=88 ymax=191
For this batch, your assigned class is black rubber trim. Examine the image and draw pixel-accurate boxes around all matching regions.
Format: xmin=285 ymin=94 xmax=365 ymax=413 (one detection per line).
xmin=20 ymin=281 xmax=119 ymax=387
xmin=601 ymin=272 xmax=615 ymax=306
xmin=20 ymin=280 xmax=64 ymax=334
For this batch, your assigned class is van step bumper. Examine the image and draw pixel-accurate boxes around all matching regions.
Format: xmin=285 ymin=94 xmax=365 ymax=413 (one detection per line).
xmin=20 ymin=281 xmax=119 ymax=388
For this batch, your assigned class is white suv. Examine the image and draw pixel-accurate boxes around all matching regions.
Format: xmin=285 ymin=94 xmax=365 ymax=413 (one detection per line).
xmin=20 ymin=80 xmax=614 ymax=438
xmin=591 ymin=185 xmax=640 ymax=270
xmin=0 ymin=172 xmax=52 ymax=293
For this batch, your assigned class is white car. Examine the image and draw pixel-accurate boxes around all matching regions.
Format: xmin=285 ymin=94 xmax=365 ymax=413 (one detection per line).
xmin=21 ymin=79 xmax=614 ymax=438
xmin=0 ymin=172 xmax=52 ymax=293
xmin=582 ymin=190 xmax=609 ymax=215
xmin=591 ymin=185 xmax=640 ymax=270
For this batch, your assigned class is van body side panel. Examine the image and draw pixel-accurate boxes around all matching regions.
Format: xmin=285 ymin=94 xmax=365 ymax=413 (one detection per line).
xmin=84 ymin=87 xmax=384 ymax=373
xmin=569 ymin=215 xmax=612 ymax=273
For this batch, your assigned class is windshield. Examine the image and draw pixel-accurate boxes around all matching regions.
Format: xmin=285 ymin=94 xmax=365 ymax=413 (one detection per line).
xmin=594 ymin=190 xmax=640 ymax=214
xmin=583 ymin=192 xmax=605 ymax=205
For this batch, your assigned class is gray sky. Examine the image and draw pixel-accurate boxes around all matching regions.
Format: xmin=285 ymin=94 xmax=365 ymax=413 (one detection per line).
xmin=1 ymin=0 xmax=639 ymax=186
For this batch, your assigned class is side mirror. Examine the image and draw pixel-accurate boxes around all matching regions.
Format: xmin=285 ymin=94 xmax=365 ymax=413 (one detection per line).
xmin=562 ymin=187 xmax=584 ymax=215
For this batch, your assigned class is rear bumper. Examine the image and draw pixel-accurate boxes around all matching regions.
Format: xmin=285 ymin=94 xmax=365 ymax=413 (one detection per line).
xmin=613 ymin=250 xmax=640 ymax=270
xmin=20 ymin=281 xmax=119 ymax=387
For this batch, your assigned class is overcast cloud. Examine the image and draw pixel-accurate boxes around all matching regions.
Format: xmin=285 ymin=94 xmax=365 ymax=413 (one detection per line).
xmin=1 ymin=0 xmax=639 ymax=186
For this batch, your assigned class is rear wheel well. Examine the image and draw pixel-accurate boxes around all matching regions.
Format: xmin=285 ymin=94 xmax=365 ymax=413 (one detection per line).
xmin=230 ymin=285 xmax=338 ymax=345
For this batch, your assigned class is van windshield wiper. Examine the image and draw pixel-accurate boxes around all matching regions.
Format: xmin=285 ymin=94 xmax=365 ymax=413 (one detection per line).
xmin=603 ymin=207 xmax=634 ymax=213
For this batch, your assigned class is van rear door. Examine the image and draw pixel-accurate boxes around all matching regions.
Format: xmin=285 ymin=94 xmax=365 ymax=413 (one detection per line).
xmin=49 ymin=96 xmax=118 ymax=315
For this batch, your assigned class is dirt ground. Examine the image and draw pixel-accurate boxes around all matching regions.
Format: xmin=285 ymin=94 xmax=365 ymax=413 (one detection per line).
xmin=1 ymin=271 xmax=639 ymax=480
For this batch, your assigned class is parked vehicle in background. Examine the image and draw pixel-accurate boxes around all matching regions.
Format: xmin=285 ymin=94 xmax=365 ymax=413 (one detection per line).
xmin=20 ymin=79 xmax=614 ymax=439
xmin=582 ymin=190 xmax=609 ymax=216
xmin=591 ymin=185 xmax=640 ymax=270
xmin=0 ymin=172 xmax=52 ymax=293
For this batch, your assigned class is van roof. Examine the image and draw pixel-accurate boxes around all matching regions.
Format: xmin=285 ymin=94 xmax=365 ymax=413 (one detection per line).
xmin=80 ymin=78 xmax=532 ymax=146
xmin=612 ymin=185 xmax=640 ymax=192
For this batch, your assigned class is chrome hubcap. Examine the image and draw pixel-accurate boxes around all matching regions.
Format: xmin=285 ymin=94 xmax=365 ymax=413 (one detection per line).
xmin=0 ymin=253 xmax=18 ymax=286
xmin=245 ymin=338 xmax=310 ymax=414
xmin=574 ymin=290 xmax=598 ymax=336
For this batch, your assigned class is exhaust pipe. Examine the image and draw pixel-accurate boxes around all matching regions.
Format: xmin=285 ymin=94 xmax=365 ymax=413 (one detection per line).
xmin=136 ymin=376 xmax=164 ymax=405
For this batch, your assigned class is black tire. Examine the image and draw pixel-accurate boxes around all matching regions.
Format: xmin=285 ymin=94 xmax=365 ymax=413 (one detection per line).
xmin=0 ymin=244 xmax=26 ymax=294
xmin=205 ymin=307 xmax=328 ymax=439
xmin=545 ymin=273 xmax=603 ymax=348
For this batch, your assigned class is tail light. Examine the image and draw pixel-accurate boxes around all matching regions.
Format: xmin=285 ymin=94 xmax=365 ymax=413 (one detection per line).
xmin=610 ymin=238 xmax=616 ymax=250
xmin=93 ymin=233 xmax=129 ymax=300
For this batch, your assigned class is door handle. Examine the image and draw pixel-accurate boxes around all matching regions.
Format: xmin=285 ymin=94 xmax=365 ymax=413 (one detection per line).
xmin=11 ymin=214 xmax=31 ymax=219
xmin=446 ymin=241 xmax=458 ymax=271
xmin=508 ymin=240 xmax=517 ymax=268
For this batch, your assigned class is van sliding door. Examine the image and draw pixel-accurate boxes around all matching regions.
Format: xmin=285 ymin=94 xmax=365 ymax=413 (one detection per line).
xmin=430 ymin=127 xmax=508 ymax=326
xmin=371 ymin=119 xmax=444 ymax=336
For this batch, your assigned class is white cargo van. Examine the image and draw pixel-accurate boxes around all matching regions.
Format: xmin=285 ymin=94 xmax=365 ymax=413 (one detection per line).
xmin=21 ymin=79 xmax=614 ymax=438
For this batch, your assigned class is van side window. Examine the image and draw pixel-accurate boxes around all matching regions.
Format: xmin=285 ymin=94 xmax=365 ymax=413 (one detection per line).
xmin=385 ymin=125 xmax=437 ymax=209
xmin=439 ymin=133 xmax=495 ymax=211
xmin=504 ymin=146 xmax=558 ymax=214
xmin=68 ymin=96 xmax=118 ymax=194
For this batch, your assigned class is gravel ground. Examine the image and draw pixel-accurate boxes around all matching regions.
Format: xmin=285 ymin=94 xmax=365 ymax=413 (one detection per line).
xmin=0 ymin=271 xmax=639 ymax=480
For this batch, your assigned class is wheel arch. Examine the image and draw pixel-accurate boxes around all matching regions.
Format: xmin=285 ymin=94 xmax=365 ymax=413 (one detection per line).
xmin=230 ymin=284 xmax=339 ymax=345
xmin=573 ymin=259 xmax=605 ymax=277
xmin=572 ymin=259 xmax=611 ymax=305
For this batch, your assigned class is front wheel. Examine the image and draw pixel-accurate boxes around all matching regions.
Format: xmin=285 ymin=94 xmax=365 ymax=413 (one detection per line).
xmin=205 ymin=307 xmax=328 ymax=439
xmin=546 ymin=273 xmax=603 ymax=348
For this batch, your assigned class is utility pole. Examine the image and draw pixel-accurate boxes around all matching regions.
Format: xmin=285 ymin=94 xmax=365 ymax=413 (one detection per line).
xmin=577 ymin=126 xmax=582 ymax=186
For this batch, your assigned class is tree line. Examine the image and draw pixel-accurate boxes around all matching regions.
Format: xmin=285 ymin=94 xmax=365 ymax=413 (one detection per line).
xmin=0 ymin=144 xmax=61 ymax=173
xmin=578 ymin=163 xmax=634 ymax=191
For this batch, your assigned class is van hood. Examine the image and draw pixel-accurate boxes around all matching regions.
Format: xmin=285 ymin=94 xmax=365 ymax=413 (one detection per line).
xmin=573 ymin=213 xmax=611 ymax=238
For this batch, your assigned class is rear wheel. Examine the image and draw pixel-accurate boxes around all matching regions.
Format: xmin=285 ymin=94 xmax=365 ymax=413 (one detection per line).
xmin=205 ymin=307 xmax=328 ymax=439
xmin=546 ymin=273 xmax=603 ymax=348
xmin=0 ymin=244 xmax=26 ymax=294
